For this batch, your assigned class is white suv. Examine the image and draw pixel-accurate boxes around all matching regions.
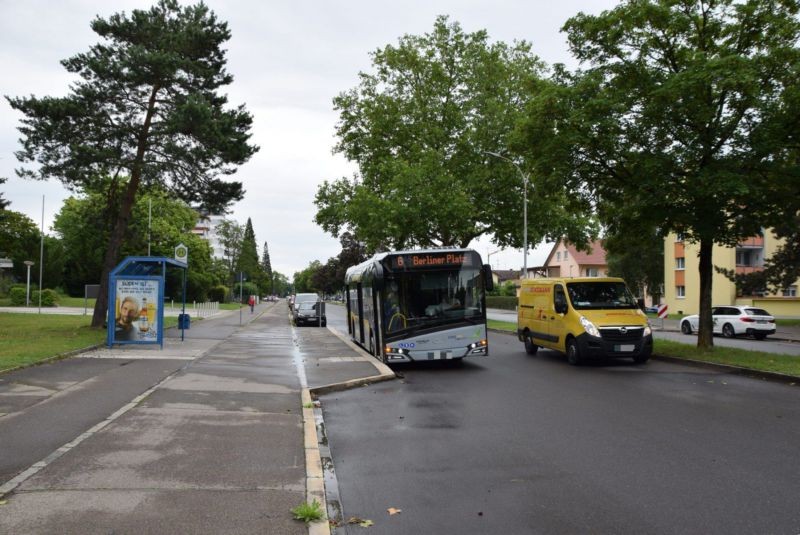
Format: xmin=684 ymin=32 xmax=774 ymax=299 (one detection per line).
xmin=680 ymin=306 xmax=776 ymax=340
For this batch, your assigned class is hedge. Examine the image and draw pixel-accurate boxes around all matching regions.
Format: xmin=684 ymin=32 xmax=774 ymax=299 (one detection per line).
xmin=32 ymin=289 xmax=59 ymax=307
xmin=486 ymin=296 xmax=518 ymax=310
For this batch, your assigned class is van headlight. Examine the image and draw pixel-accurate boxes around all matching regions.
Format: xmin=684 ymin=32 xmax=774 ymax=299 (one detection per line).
xmin=580 ymin=316 xmax=601 ymax=338
xmin=644 ymin=325 xmax=652 ymax=336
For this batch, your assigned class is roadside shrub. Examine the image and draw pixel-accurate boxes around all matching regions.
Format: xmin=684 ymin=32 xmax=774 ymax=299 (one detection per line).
xmin=486 ymin=296 xmax=517 ymax=310
xmin=9 ymin=287 xmax=26 ymax=305
xmin=31 ymin=289 xmax=59 ymax=307
xmin=208 ymin=285 xmax=228 ymax=302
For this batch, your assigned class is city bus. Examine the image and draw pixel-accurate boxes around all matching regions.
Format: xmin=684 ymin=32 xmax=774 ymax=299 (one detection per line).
xmin=344 ymin=248 xmax=494 ymax=363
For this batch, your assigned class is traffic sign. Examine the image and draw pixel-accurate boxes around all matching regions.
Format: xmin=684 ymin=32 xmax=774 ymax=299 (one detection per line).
xmin=657 ymin=304 xmax=668 ymax=319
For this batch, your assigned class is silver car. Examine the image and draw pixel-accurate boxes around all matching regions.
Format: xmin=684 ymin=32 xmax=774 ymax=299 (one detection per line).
xmin=680 ymin=306 xmax=776 ymax=340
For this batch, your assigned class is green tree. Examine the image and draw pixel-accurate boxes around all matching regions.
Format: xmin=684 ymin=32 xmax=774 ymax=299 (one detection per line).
xmin=8 ymin=0 xmax=257 ymax=327
xmin=0 ymin=210 xmax=40 ymax=284
xmin=0 ymin=178 xmax=10 ymax=210
xmin=294 ymin=261 xmax=322 ymax=293
xmin=314 ymin=16 xmax=591 ymax=251
xmin=215 ymin=218 xmax=244 ymax=284
xmin=271 ymin=271 xmax=291 ymax=297
xmin=518 ymin=0 xmax=800 ymax=348
xmin=605 ymin=229 xmax=664 ymax=303
xmin=236 ymin=218 xmax=261 ymax=286
xmin=53 ymin=187 xmax=214 ymax=299
xmin=261 ymin=241 xmax=273 ymax=294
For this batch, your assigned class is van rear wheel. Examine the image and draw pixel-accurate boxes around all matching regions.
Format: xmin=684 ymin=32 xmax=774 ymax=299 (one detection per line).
xmin=566 ymin=339 xmax=582 ymax=366
xmin=524 ymin=335 xmax=538 ymax=355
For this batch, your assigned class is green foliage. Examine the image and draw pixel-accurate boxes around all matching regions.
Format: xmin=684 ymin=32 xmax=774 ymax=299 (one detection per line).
xmin=519 ymin=0 xmax=800 ymax=347
xmin=9 ymin=287 xmax=26 ymax=306
xmin=31 ymin=289 xmax=59 ymax=307
xmin=236 ymin=218 xmax=262 ymax=286
xmin=233 ymin=282 xmax=258 ymax=302
xmin=260 ymin=241 xmax=273 ymax=294
xmin=486 ymin=296 xmax=518 ymax=310
xmin=0 ymin=177 xmax=9 ymax=210
xmin=605 ymin=229 xmax=664 ymax=302
xmin=316 ymin=16 xmax=586 ymax=250
xmin=7 ymin=0 xmax=257 ymax=326
xmin=0 ymin=210 xmax=40 ymax=283
xmin=294 ymin=261 xmax=322 ymax=293
xmin=290 ymin=499 xmax=324 ymax=524
xmin=208 ymin=285 xmax=228 ymax=302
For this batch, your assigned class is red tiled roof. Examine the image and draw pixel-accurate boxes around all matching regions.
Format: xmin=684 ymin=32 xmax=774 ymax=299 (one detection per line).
xmin=566 ymin=239 xmax=607 ymax=265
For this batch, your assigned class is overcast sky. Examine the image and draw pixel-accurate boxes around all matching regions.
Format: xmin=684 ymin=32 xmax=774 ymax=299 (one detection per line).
xmin=0 ymin=0 xmax=618 ymax=277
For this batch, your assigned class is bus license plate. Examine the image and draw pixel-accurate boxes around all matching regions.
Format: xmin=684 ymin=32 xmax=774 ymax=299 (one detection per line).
xmin=615 ymin=344 xmax=635 ymax=352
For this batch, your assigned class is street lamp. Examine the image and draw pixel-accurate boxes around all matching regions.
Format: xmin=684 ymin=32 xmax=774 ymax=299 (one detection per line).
xmin=24 ymin=260 xmax=34 ymax=306
xmin=485 ymin=151 xmax=529 ymax=279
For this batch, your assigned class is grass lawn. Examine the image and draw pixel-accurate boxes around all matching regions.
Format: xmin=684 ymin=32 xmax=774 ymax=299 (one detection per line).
xmin=488 ymin=318 xmax=799 ymax=378
xmin=0 ymin=313 xmax=180 ymax=373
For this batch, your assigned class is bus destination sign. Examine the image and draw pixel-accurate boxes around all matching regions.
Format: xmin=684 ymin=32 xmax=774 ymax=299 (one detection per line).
xmin=390 ymin=252 xmax=473 ymax=270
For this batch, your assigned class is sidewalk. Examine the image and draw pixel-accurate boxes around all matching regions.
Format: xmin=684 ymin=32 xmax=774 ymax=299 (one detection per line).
xmin=0 ymin=302 xmax=392 ymax=534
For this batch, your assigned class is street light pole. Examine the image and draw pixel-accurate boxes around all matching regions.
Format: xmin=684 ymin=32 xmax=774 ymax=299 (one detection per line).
xmin=24 ymin=260 xmax=34 ymax=306
xmin=485 ymin=151 xmax=529 ymax=279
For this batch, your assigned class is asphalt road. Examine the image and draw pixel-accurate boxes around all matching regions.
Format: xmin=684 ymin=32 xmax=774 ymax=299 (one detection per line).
xmin=322 ymin=305 xmax=800 ymax=534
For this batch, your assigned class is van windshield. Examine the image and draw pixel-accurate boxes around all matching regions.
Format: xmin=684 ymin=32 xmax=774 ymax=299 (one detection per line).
xmin=566 ymin=281 xmax=638 ymax=310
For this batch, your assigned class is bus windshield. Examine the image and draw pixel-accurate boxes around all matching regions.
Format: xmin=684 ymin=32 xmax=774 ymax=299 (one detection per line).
xmin=566 ymin=281 xmax=638 ymax=310
xmin=383 ymin=267 xmax=484 ymax=335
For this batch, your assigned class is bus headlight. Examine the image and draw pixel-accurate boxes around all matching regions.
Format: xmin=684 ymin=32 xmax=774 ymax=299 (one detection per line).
xmin=580 ymin=316 xmax=601 ymax=338
xmin=468 ymin=339 xmax=488 ymax=354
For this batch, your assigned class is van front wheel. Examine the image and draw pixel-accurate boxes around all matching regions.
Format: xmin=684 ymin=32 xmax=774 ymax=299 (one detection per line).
xmin=524 ymin=335 xmax=538 ymax=355
xmin=566 ymin=339 xmax=582 ymax=366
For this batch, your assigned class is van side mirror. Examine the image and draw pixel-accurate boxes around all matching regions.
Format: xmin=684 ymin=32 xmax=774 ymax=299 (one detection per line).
xmin=483 ymin=264 xmax=494 ymax=291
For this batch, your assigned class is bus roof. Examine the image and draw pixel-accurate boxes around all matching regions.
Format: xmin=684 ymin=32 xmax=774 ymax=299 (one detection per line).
xmin=345 ymin=247 xmax=480 ymax=283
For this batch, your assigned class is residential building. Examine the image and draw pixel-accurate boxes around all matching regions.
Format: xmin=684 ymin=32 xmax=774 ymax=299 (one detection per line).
xmin=663 ymin=232 xmax=800 ymax=317
xmin=541 ymin=239 xmax=608 ymax=279
xmin=491 ymin=269 xmax=521 ymax=287
xmin=192 ymin=213 xmax=227 ymax=260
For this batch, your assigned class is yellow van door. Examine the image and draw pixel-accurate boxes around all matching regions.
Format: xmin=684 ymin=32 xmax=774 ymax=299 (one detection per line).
xmin=549 ymin=284 xmax=568 ymax=351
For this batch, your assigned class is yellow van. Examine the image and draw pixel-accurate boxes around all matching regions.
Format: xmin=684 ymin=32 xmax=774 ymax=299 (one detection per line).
xmin=517 ymin=277 xmax=652 ymax=365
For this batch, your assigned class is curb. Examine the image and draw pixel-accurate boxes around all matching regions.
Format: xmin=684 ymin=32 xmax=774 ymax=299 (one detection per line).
xmin=302 ymin=388 xmax=331 ymax=535
xmin=0 ymin=343 xmax=102 ymax=376
xmin=651 ymin=354 xmax=799 ymax=385
xmin=308 ymin=325 xmax=396 ymax=399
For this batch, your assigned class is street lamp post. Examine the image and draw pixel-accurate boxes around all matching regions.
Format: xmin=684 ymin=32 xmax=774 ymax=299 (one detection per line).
xmin=485 ymin=152 xmax=529 ymax=279
xmin=24 ymin=260 xmax=34 ymax=306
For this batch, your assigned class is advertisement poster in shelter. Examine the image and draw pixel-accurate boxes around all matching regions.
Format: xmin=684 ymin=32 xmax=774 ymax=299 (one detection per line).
xmin=114 ymin=279 xmax=159 ymax=343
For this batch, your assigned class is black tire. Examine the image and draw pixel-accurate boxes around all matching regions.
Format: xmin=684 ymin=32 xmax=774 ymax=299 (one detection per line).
xmin=321 ymin=319 xmax=327 ymax=328
xmin=753 ymin=333 xmax=767 ymax=340
xmin=681 ymin=321 xmax=693 ymax=335
xmin=722 ymin=323 xmax=736 ymax=338
xmin=524 ymin=335 xmax=538 ymax=355
xmin=566 ymin=338 xmax=582 ymax=366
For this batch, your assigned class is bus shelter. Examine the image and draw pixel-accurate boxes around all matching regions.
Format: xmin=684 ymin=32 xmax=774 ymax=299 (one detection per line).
xmin=107 ymin=256 xmax=188 ymax=348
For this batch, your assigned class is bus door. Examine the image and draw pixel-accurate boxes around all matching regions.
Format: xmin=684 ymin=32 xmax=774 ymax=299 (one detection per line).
xmin=345 ymin=285 xmax=352 ymax=335
xmin=357 ymin=283 xmax=365 ymax=344
xmin=372 ymin=289 xmax=380 ymax=357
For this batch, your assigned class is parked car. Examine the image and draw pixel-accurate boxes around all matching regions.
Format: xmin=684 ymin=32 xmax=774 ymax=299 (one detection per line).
xmin=680 ymin=306 xmax=775 ymax=340
xmin=294 ymin=300 xmax=326 ymax=327
xmin=645 ymin=305 xmax=660 ymax=314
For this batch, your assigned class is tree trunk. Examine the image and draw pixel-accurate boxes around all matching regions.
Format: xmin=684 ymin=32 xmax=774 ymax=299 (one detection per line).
xmin=697 ymin=238 xmax=714 ymax=349
xmin=90 ymin=86 xmax=160 ymax=328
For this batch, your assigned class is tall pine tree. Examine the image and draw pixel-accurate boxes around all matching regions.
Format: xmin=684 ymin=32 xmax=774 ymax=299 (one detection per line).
xmin=7 ymin=1 xmax=258 ymax=327
xmin=261 ymin=241 xmax=273 ymax=294
xmin=236 ymin=218 xmax=261 ymax=286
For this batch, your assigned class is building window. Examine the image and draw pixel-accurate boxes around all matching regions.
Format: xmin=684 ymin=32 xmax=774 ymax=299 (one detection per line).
xmin=585 ymin=268 xmax=598 ymax=277
xmin=675 ymin=233 xmax=685 ymax=242
xmin=556 ymin=252 xmax=561 ymax=261
xmin=564 ymin=250 xmax=568 ymax=260
xmin=675 ymin=257 xmax=685 ymax=270
xmin=676 ymin=286 xmax=685 ymax=298
xmin=783 ymin=286 xmax=797 ymax=297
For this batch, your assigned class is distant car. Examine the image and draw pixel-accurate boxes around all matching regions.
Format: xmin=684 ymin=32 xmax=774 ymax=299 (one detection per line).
xmin=680 ymin=306 xmax=775 ymax=340
xmin=645 ymin=305 xmax=660 ymax=314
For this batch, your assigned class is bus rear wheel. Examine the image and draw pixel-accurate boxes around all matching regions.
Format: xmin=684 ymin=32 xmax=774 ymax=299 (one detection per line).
xmin=524 ymin=335 xmax=538 ymax=355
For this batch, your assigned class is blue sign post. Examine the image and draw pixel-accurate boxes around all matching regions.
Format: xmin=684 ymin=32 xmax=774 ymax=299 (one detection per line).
xmin=107 ymin=256 xmax=188 ymax=348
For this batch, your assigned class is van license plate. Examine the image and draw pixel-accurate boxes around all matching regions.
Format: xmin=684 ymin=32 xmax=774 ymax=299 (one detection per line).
xmin=615 ymin=344 xmax=635 ymax=352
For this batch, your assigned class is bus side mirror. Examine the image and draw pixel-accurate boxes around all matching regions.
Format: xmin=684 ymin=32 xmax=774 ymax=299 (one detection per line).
xmin=483 ymin=264 xmax=494 ymax=291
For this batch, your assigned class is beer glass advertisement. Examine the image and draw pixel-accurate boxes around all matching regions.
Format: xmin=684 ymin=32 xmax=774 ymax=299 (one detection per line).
xmin=114 ymin=279 xmax=160 ymax=343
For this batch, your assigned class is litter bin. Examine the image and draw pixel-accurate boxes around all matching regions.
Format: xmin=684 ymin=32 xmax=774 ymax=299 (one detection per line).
xmin=178 ymin=313 xmax=191 ymax=329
